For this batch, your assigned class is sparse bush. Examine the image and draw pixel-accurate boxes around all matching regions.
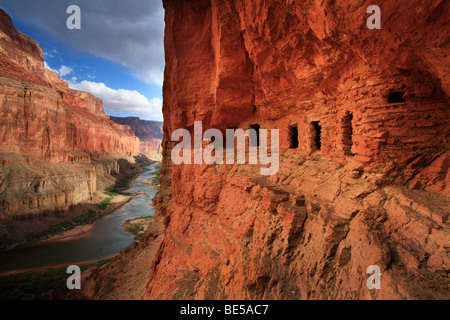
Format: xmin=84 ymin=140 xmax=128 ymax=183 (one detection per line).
xmin=99 ymin=199 xmax=111 ymax=210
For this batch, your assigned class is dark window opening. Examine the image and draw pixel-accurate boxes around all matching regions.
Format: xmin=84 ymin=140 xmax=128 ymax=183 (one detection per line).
xmin=388 ymin=92 xmax=406 ymax=103
xmin=289 ymin=125 xmax=299 ymax=148
xmin=249 ymin=124 xmax=260 ymax=147
xmin=312 ymin=121 xmax=321 ymax=150
xmin=342 ymin=112 xmax=354 ymax=156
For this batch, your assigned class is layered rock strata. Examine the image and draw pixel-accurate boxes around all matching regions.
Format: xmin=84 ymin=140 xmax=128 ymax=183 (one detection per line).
xmin=0 ymin=10 xmax=139 ymax=219
xmin=82 ymin=0 xmax=450 ymax=299
xmin=110 ymin=116 xmax=163 ymax=161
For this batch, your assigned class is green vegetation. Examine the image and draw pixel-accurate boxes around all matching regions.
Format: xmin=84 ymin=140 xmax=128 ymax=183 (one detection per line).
xmin=25 ymin=210 xmax=96 ymax=243
xmin=100 ymin=171 xmax=141 ymax=210
xmin=15 ymin=164 xmax=149 ymax=247
xmin=150 ymin=163 xmax=162 ymax=189
xmin=104 ymin=186 xmax=120 ymax=197
xmin=106 ymin=172 xmax=140 ymax=194
xmin=24 ymin=168 xmax=144 ymax=243
xmin=123 ymin=216 xmax=153 ymax=241
xmin=0 ymin=258 xmax=112 ymax=300
xmin=100 ymin=169 xmax=145 ymax=209
xmin=98 ymin=165 xmax=157 ymax=216
xmin=72 ymin=210 xmax=95 ymax=224
xmin=99 ymin=199 xmax=111 ymax=210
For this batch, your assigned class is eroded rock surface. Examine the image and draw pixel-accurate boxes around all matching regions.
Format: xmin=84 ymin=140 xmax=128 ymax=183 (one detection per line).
xmin=74 ymin=0 xmax=450 ymax=299
xmin=0 ymin=10 xmax=140 ymax=220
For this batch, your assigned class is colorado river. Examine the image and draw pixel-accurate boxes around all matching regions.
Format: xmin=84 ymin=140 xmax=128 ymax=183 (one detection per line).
xmin=0 ymin=163 xmax=158 ymax=274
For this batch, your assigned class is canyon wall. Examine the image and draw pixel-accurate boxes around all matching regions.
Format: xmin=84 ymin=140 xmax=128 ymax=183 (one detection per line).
xmin=0 ymin=10 xmax=140 ymax=219
xmin=140 ymin=0 xmax=449 ymax=300
xmin=0 ymin=154 xmax=121 ymax=220
xmin=111 ymin=116 xmax=163 ymax=161
xmin=0 ymin=11 xmax=139 ymax=163
xmin=79 ymin=0 xmax=449 ymax=300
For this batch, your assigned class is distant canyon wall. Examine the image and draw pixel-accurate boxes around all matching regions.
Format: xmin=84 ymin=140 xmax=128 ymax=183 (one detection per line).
xmin=0 ymin=10 xmax=139 ymax=163
xmin=0 ymin=10 xmax=139 ymax=219
xmin=0 ymin=155 xmax=121 ymax=220
xmin=110 ymin=116 xmax=163 ymax=161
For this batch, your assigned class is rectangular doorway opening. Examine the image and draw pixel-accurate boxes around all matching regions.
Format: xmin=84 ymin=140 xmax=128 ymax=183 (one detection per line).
xmin=249 ymin=124 xmax=260 ymax=147
xmin=289 ymin=125 xmax=299 ymax=148
xmin=312 ymin=121 xmax=321 ymax=150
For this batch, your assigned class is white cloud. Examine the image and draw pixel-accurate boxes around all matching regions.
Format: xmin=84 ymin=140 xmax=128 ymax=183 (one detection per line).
xmin=69 ymin=80 xmax=162 ymax=120
xmin=58 ymin=65 xmax=73 ymax=77
xmin=44 ymin=61 xmax=57 ymax=73
xmin=0 ymin=0 xmax=165 ymax=85
xmin=43 ymin=50 xmax=54 ymax=58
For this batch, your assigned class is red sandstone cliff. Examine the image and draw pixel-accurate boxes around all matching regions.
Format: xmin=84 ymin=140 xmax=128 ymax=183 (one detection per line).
xmin=111 ymin=116 xmax=163 ymax=161
xmin=0 ymin=10 xmax=140 ymax=220
xmin=80 ymin=0 xmax=449 ymax=300
xmin=0 ymin=10 xmax=139 ymax=162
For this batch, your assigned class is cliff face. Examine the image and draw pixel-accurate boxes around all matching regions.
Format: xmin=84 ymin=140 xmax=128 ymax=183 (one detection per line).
xmin=0 ymin=10 xmax=139 ymax=162
xmin=81 ymin=0 xmax=450 ymax=300
xmin=0 ymin=10 xmax=140 ymax=219
xmin=0 ymin=10 xmax=44 ymax=77
xmin=110 ymin=116 xmax=163 ymax=161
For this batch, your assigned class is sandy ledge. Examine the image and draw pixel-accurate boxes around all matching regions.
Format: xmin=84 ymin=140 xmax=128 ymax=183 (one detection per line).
xmin=37 ymin=224 xmax=95 ymax=245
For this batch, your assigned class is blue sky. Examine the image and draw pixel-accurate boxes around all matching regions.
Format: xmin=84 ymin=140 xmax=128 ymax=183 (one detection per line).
xmin=0 ymin=0 xmax=164 ymax=121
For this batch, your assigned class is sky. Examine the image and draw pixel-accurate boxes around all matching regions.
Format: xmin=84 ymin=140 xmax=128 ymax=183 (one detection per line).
xmin=0 ymin=0 xmax=165 ymax=121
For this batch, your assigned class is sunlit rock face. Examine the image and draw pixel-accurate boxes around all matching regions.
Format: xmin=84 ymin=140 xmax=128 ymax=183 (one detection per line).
xmin=68 ymin=1 xmax=449 ymax=300
xmin=135 ymin=0 xmax=450 ymax=300
xmin=161 ymin=0 xmax=449 ymax=190
xmin=0 ymin=10 xmax=140 ymax=219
